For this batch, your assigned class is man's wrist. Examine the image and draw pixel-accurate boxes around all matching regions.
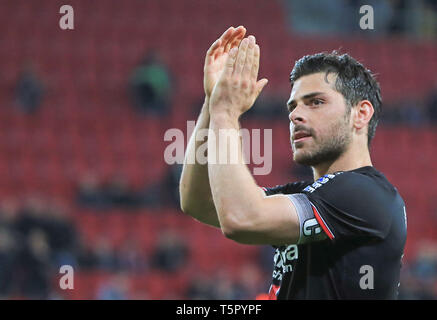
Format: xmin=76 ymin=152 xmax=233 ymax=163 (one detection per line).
xmin=203 ymin=96 xmax=210 ymax=108
xmin=200 ymin=96 xmax=210 ymax=119
xmin=210 ymin=111 xmax=240 ymax=128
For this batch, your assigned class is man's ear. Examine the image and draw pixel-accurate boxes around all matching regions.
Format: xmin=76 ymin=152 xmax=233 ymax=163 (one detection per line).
xmin=353 ymin=100 xmax=374 ymax=131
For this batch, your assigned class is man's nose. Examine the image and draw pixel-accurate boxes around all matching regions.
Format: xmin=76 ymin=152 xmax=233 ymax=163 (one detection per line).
xmin=289 ymin=103 xmax=305 ymax=124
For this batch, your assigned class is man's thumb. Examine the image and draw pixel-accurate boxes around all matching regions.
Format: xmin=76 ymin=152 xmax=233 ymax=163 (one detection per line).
xmin=256 ymin=78 xmax=269 ymax=96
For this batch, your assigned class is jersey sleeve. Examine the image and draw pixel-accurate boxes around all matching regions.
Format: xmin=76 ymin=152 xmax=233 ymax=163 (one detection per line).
xmin=302 ymin=171 xmax=393 ymax=241
xmin=262 ymin=180 xmax=329 ymax=245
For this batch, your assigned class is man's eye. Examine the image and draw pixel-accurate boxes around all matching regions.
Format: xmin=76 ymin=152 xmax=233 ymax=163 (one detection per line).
xmin=311 ymin=99 xmax=323 ymax=106
xmin=288 ymin=105 xmax=296 ymax=112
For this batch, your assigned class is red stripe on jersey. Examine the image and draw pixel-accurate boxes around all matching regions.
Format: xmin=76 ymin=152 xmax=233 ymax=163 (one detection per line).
xmin=311 ymin=204 xmax=335 ymax=240
xmin=268 ymin=285 xmax=280 ymax=300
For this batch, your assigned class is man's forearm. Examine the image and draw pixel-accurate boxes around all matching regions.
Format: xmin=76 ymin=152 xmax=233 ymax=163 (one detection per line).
xmin=207 ymin=113 xmax=265 ymax=234
xmin=179 ymin=97 xmax=220 ymax=227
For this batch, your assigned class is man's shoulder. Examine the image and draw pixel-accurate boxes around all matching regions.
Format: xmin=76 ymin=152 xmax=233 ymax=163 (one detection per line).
xmin=265 ymin=166 xmax=399 ymax=202
xmin=305 ymin=167 xmax=402 ymax=240
xmin=303 ymin=166 xmax=395 ymax=196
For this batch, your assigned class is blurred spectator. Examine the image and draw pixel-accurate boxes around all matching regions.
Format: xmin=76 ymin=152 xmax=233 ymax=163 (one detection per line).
xmin=0 ymin=227 xmax=19 ymax=298
xmin=77 ymin=174 xmax=142 ymax=209
xmin=186 ymin=268 xmax=265 ymax=300
xmin=14 ymin=196 xmax=78 ymax=266
xmin=285 ymin=0 xmax=356 ymax=36
xmin=117 ymin=237 xmax=148 ymax=272
xmin=137 ymin=183 xmax=162 ymax=208
xmin=387 ymin=0 xmax=408 ymax=35
xmin=77 ymin=242 xmax=99 ymax=270
xmin=76 ymin=173 xmax=107 ymax=208
xmin=412 ymin=242 xmax=437 ymax=280
xmin=258 ymin=245 xmax=275 ymax=277
xmin=380 ymin=100 xmax=427 ymax=126
xmin=399 ymin=242 xmax=437 ymax=299
xmin=76 ymin=166 xmax=190 ymax=210
xmin=102 ymin=175 xmax=140 ymax=208
xmin=0 ymin=196 xmax=84 ymax=299
xmin=15 ymin=196 xmax=49 ymax=236
xmin=209 ymin=269 xmax=263 ymax=299
xmin=151 ymin=230 xmax=189 ymax=273
xmin=44 ymin=201 xmax=79 ymax=267
xmin=14 ymin=62 xmax=44 ymax=113
xmin=235 ymin=264 xmax=265 ymax=299
xmin=96 ymin=273 xmax=131 ymax=300
xmin=284 ymin=0 xmax=437 ymax=38
xmin=159 ymin=164 xmax=183 ymax=208
xmin=129 ymin=51 xmax=172 ymax=115
xmin=139 ymin=164 xmax=183 ymax=209
xmin=420 ymin=0 xmax=437 ymax=39
xmin=92 ymin=235 xmax=120 ymax=271
xmin=426 ymin=80 xmax=437 ymax=124
xmin=212 ymin=270 xmax=244 ymax=299
xmin=17 ymin=228 xmax=52 ymax=299
xmin=398 ymin=261 xmax=428 ymax=299
xmin=185 ymin=274 xmax=216 ymax=300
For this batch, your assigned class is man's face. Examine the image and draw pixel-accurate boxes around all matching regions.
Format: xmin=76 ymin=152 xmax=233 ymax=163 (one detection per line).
xmin=287 ymin=72 xmax=353 ymax=167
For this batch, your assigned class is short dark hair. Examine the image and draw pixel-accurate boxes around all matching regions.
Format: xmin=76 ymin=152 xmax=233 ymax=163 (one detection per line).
xmin=289 ymin=51 xmax=382 ymax=147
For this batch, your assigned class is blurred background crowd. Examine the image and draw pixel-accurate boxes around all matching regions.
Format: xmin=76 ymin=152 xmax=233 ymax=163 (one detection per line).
xmin=0 ymin=0 xmax=436 ymax=299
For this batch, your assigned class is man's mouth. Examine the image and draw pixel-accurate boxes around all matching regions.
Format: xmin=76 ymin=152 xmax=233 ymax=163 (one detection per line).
xmin=293 ymin=131 xmax=312 ymax=143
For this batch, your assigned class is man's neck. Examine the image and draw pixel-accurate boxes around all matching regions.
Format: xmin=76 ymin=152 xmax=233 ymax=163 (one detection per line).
xmin=311 ymin=145 xmax=372 ymax=181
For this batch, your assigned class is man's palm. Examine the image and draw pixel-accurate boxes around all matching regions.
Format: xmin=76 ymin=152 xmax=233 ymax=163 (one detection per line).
xmin=205 ymin=52 xmax=229 ymax=96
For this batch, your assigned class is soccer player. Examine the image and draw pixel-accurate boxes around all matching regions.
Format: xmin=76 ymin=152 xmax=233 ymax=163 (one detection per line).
xmin=179 ymin=27 xmax=407 ymax=299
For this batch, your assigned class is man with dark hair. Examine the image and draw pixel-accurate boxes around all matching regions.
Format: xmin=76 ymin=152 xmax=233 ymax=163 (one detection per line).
xmin=289 ymin=52 xmax=382 ymax=147
xmin=179 ymin=27 xmax=407 ymax=299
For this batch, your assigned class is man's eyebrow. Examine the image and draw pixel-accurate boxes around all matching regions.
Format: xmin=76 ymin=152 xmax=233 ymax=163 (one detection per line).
xmin=287 ymin=92 xmax=325 ymax=107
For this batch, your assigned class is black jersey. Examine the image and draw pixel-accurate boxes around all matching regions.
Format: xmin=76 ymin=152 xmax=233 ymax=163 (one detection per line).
xmin=263 ymin=166 xmax=407 ymax=300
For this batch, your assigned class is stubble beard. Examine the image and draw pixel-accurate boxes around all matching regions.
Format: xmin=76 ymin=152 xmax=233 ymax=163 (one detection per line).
xmin=292 ymin=116 xmax=352 ymax=167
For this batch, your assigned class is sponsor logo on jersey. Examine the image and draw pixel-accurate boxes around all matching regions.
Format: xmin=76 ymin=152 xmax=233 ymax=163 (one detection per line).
xmin=303 ymin=218 xmax=322 ymax=236
xmin=272 ymin=244 xmax=298 ymax=281
xmin=303 ymin=172 xmax=343 ymax=193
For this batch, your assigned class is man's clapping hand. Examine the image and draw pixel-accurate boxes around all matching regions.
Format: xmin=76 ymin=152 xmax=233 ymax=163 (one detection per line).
xmin=209 ymin=35 xmax=268 ymax=119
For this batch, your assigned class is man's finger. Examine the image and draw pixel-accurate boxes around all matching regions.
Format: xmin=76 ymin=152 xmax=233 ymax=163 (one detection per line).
xmin=224 ymin=26 xmax=246 ymax=53
xmin=224 ymin=47 xmax=238 ymax=77
xmin=206 ymin=38 xmax=221 ymax=57
xmin=255 ymin=78 xmax=269 ymax=97
xmin=233 ymin=38 xmax=249 ymax=76
xmin=251 ymin=44 xmax=261 ymax=83
xmin=216 ymin=27 xmax=235 ymax=57
xmin=242 ymin=36 xmax=256 ymax=81
xmin=205 ymin=39 xmax=221 ymax=67
xmin=220 ymin=26 xmax=235 ymax=42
